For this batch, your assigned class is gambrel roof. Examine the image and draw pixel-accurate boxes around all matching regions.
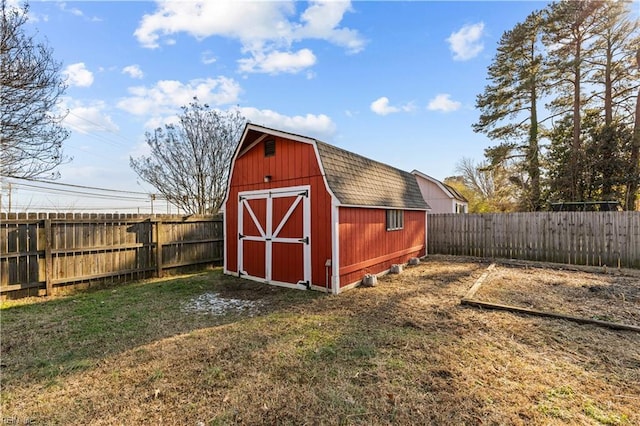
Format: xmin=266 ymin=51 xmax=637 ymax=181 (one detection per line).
xmin=315 ymin=141 xmax=428 ymax=210
xmin=232 ymin=124 xmax=429 ymax=210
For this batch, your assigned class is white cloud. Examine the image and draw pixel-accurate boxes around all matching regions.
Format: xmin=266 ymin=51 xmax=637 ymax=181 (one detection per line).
xmin=240 ymin=107 xmax=335 ymax=140
xmin=57 ymin=2 xmax=101 ymax=21
xmin=447 ymin=22 xmax=485 ymax=61
xmin=201 ymin=50 xmax=217 ymax=65
xmin=370 ymin=97 xmax=415 ymax=116
xmin=238 ymin=48 xmax=316 ymax=74
xmin=122 ymin=64 xmax=144 ymax=79
xmin=128 ymin=139 xmax=152 ymax=159
xmin=63 ymin=63 xmax=94 ymax=87
xmin=134 ymin=1 xmax=364 ymax=74
xmin=294 ymin=1 xmax=365 ymax=54
xmin=62 ymin=101 xmax=119 ymax=133
xmin=427 ymin=94 xmax=461 ymax=112
xmin=5 ymin=0 xmax=43 ymax=22
xmin=143 ymin=114 xmax=180 ymax=131
xmin=117 ymin=77 xmax=242 ymax=120
xmin=58 ymin=2 xmax=83 ymax=17
xmin=371 ymin=97 xmax=398 ymax=115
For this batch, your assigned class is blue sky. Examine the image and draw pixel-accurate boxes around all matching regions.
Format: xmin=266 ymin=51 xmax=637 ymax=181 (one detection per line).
xmin=6 ymin=0 xmax=549 ymax=213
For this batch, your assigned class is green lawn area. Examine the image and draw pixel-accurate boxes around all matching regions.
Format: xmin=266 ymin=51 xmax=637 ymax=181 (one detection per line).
xmin=1 ymin=259 xmax=638 ymax=425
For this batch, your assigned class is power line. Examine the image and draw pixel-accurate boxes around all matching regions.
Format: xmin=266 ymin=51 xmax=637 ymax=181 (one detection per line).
xmin=8 ymin=203 xmax=153 ymax=211
xmin=1 ymin=176 xmax=186 ymax=215
xmin=5 ymin=176 xmax=153 ymax=195
xmin=12 ymin=182 xmax=151 ymax=201
xmin=66 ymin=110 xmax=135 ymax=148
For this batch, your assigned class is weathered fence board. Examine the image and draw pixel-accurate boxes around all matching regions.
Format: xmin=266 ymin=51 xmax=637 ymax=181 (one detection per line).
xmin=428 ymin=212 xmax=640 ymax=269
xmin=1 ymin=213 xmax=223 ymax=299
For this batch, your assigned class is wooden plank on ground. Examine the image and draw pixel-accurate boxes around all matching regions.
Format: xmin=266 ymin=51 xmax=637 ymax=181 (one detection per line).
xmin=460 ymin=299 xmax=640 ymax=333
xmin=463 ymin=263 xmax=495 ymax=300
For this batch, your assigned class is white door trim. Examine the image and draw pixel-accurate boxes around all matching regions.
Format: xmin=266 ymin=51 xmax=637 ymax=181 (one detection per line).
xmin=237 ymin=185 xmax=311 ymax=288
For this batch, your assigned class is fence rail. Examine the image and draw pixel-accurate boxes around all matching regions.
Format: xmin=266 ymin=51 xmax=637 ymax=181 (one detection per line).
xmin=428 ymin=212 xmax=640 ymax=269
xmin=1 ymin=213 xmax=223 ymax=298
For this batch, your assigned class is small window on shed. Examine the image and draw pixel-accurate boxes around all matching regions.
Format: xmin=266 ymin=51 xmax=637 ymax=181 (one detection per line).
xmin=264 ymin=139 xmax=276 ymax=157
xmin=386 ymin=209 xmax=404 ymax=231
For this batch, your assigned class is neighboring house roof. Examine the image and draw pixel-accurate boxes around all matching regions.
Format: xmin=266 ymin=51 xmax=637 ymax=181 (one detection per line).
xmin=442 ymin=182 xmax=468 ymax=203
xmin=233 ymin=123 xmax=429 ymax=210
xmin=411 ymin=170 xmax=468 ymax=203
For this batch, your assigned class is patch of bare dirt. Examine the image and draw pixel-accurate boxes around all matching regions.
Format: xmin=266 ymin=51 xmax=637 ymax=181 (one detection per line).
xmin=182 ymin=292 xmax=265 ymax=316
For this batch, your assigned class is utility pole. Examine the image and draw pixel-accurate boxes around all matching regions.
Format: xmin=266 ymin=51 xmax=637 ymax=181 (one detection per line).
xmin=0 ymin=180 xmax=12 ymax=213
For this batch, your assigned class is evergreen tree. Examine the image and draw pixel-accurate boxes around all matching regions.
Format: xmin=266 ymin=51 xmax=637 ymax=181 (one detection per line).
xmin=586 ymin=1 xmax=639 ymax=206
xmin=473 ymin=11 xmax=547 ymax=211
xmin=631 ymin=48 xmax=640 ymax=210
xmin=542 ymin=0 xmax=604 ymax=202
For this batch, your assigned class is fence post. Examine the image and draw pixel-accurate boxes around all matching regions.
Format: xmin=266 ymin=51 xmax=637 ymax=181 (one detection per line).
xmin=154 ymin=219 xmax=163 ymax=278
xmin=483 ymin=215 xmax=492 ymax=258
xmin=44 ymin=218 xmax=53 ymax=296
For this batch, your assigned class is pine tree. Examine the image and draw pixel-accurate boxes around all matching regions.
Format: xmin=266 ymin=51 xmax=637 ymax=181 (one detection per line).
xmin=629 ymin=48 xmax=640 ymax=210
xmin=542 ymin=0 xmax=604 ymax=202
xmin=473 ymin=11 xmax=546 ymax=211
xmin=587 ymin=1 xmax=639 ymax=206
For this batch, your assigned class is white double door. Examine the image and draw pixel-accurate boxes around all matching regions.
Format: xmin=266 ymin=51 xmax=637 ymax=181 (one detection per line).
xmin=237 ymin=185 xmax=311 ymax=288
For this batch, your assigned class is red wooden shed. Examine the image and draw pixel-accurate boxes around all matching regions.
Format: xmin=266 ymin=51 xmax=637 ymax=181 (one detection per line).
xmin=222 ymin=124 xmax=430 ymax=294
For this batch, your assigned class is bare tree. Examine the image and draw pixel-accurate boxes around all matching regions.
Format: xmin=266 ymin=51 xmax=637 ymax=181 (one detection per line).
xmin=454 ymin=157 xmax=520 ymax=212
xmin=1 ymin=0 xmax=69 ymax=179
xmin=130 ymin=99 xmax=245 ymax=214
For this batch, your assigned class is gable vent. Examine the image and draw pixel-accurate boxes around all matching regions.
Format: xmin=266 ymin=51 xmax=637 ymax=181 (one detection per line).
xmin=264 ymin=139 xmax=276 ymax=157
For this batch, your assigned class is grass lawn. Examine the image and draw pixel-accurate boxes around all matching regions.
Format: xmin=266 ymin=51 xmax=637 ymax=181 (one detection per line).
xmin=1 ymin=257 xmax=639 ymax=425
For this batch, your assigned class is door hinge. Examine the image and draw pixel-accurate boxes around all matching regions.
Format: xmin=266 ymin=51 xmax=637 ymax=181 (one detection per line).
xmin=299 ymin=236 xmax=309 ymax=244
xmin=239 ymin=233 xmax=245 ymax=239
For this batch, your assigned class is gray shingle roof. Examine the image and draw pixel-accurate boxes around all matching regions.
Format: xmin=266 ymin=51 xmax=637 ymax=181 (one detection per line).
xmin=236 ymin=124 xmax=429 ymax=210
xmin=316 ymin=141 xmax=429 ymax=210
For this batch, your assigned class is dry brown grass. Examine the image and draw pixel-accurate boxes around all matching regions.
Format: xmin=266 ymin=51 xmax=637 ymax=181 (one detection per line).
xmin=1 ymin=257 xmax=639 ymax=425
xmin=474 ymin=263 xmax=640 ymax=327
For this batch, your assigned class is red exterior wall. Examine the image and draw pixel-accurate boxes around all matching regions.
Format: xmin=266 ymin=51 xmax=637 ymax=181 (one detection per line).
xmin=338 ymin=207 xmax=425 ymax=287
xmin=225 ymin=136 xmax=333 ymax=289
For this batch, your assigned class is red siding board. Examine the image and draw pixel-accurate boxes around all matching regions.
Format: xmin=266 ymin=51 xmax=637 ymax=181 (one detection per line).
xmin=226 ymin=134 xmax=426 ymax=292
xmin=242 ymin=198 xmax=266 ymax=237
xmin=226 ymin=137 xmax=332 ymax=289
xmin=242 ymin=240 xmax=266 ymax=279
xmin=338 ymin=208 xmax=425 ymax=288
xmin=272 ymin=196 xmax=302 ymax=239
xmin=272 ymin=243 xmax=304 ymax=284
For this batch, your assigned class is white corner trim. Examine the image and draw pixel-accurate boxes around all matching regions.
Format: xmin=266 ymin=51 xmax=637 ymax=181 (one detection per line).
xmin=331 ymin=196 xmax=340 ymax=295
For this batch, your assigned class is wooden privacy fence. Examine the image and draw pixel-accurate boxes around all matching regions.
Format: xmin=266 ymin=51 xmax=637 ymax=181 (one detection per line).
xmin=428 ymin=211 xmax=640 ymax=269
xmin=0 ymin=213 xmax=223 ymax=298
